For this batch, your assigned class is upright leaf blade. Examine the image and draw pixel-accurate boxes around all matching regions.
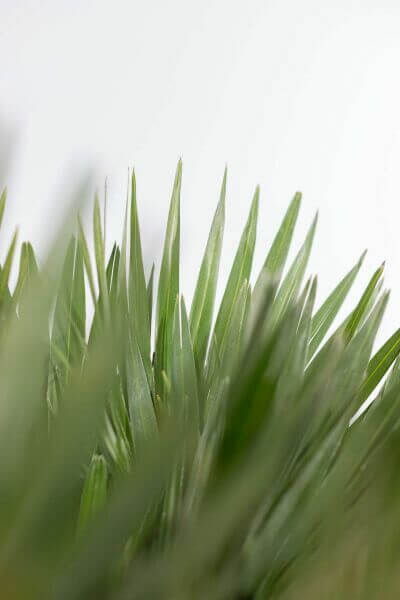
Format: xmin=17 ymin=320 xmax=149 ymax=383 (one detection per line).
xmin=155 ymin=161 xmax=182 ymax=394
xmin=129 ymin=170 xmax=151 ymax=366
xmin=0 ymin=187 xmax=7 ymax=231
xmin=254 ymin=191 xmax=301 ymax=294
xmin=12 ymin=242 xmax=29 ymax=309
xmin=190 ymin=169 xmax=226 ymax=372
xmin=126 ymin=325 xmax=158 ymax=458
xmin=359 ymin=327 xmax=400 ymax=403
xmin=105 ymin=243 xmax=117 ymax=291
xmin=117 ymin=192 xmax=129 ymax=312
xmin=108 ymin=245 xmax=120 ymax=309
xmin=156 ymin=160 xmax=182 ymax=335
xmin=0 ymin=229 xmax=18 ymax=311
xmin=78 ymin=215 xmax=96 ymax=306
xmin=147 ymin=263 xmax=155 ymax=331
xmin=345 ymin=262 xmax=385 ymax=342
xmin=52 ymin=237 xmax=86 ymax=383
xmin=170 ymin=296 xmax=199 ymax=429
xmin=308 ymin=250 xmax=366 ymax=358
xmin=213 ymin=187 xmax=258 ymax=355
xmin=77 ymin=454 xmax=108 ymax=535
xmin=93 ymin=194 xmax=110 ymax=322
xmin=270 ymin=213 xmax=317 ymax=327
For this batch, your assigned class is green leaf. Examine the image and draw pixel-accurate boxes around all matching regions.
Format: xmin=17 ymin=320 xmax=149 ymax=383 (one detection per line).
xmin=156 ymin=160 xmax=181 ymax=336
xmin=12 ymin=242 xmax=29 ymax=308
xmin=93 ymin=194 xmax=110 ymax=321
xmin=55 ymin=430 xmax=182 ymax=600
xmin=217 ymin=296 xmax=297 ymax=472
xmin=278 ymin=277 xmax=317 ymax=401
xmin=0 ymin=186 xmax=7 ymax=231
xmin=126 ymin=324 xmax=158 ymax=458
xmin=14 ymin=242 xmax=39 ymax=317
xmin=160 ymin=297 xmax=201 ymax=543
xmin=254 ymin=191 xmax=301 ymax=292
xmin=356 ymin=354 xmax=400 ymax=428
xmin=106 ymin=243 xmax=117 ymax=291
xmin=103 ymin=373 xmax=132 ymax=474
xmin=358 ymin=327 xmax=400 ymax=403
xmin=220 ymin=279 xmax=251 ymax=374
xmin=270 ymin=213 xmax=317 ymax=327
xmin=171 ymin=296 xmax=199 ymax=429
xmin=26 ymin=242 xmax=38 ymax=273
xmin=77 ymin=454 xmax=108 ymax=535
xmin=344 ymin=262 xmax=385 ymax=342
xmin=0 ymin=228 xmax=18 ymax=306
xmin=103 ymin=178 xmax=108 ymax=251
xmin=78 ymin=214 xmax=97 ymax=306
xmin=213 ymin=186 xmax=258 ymax=355
xmin=105 ymin=243 xmax=120 ymax=310
xmin=346 ymin=290 xmax=390 ymax=401
xmin=110 ymin=248 xmax=120 ymax=304
xmin=129 ymin=170 xmax=151 ymax=367
xmin=147 ymin=263 xmax=155 ymax=331
xmin=117 ymin=193 xmax=129 ymax=312
xmin=190 ymin=168 xmax=226 ymax=373
xmin=51 ymin=237 xmax=86 ymax=383
xmin=308 ymin=250 xmax=366 ymax=359
xmin=292 ymin=276 xmax=317 ymax=375
xmin=383 ymin=354 xmax=400 ymax=398
xmin=89 ymin=244 xmax=118 ymax=352
xmin=206 ymin=279 xmax=251 ymax=425
xmin=308 ymin=268 xmax=384 ymax=374
xmin=155 ymin=161 xmax=182 ymax=394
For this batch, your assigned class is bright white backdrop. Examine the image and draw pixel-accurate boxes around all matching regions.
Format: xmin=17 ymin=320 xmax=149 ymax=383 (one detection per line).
xmin=1 ymin=0 xmax=400 ymax=344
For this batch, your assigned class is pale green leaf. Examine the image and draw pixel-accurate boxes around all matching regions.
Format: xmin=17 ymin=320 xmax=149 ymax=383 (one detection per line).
xmin=213 ymin=186 xmax=258 ymax=355
xmin=270 ymin=213 xmax=317 ymax=327
xmin=345 ymin=262 xmax=385 ymax=342
xmin=308 ymin=250 xmax=366 ymax=358
xmin=359 ymin=327 xmax=400 ymax=403
xmin=254 ymin=191 xmax=301 ymax=294
xmin=190 ymin=168 xmax=226 ymax=373
xmin=77 ymin=454 xmax=108 ymax=535
xmin=129 ymin=170 xmax=151 ymax=366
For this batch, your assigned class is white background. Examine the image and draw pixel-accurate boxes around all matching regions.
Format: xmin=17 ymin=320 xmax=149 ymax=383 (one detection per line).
xmin=1 ymin=0 xmax=400 ymax=344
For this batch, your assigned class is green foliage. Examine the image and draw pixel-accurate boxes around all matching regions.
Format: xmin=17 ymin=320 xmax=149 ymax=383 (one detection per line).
xmin=0 ymin=171 xmax=399 ymax=600
xmin=190 ymin=168 xmax=226 ymax=374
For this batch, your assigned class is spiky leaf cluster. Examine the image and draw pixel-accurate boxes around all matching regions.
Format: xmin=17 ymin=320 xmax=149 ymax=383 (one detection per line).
xmin=0 ymin=167 xmax=399 ymax=600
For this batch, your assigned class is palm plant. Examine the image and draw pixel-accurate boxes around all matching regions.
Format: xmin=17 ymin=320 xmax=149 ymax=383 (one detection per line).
xmin=0 ymin=163 xmax=399 ymax=599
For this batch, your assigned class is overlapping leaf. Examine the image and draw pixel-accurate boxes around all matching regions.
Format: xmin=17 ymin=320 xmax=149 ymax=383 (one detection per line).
xmin=0 ymin=167 xmax=398 ymax=600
